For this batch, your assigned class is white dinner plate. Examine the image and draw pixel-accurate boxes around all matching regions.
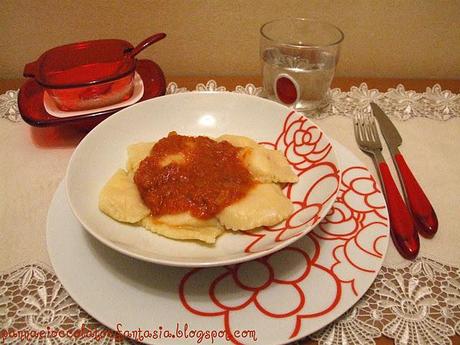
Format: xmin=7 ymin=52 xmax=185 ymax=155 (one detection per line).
xmin=48 ymin=141 xmax=389 ymax=345
xmin=65 ymin=92 xmax=341 ymax=267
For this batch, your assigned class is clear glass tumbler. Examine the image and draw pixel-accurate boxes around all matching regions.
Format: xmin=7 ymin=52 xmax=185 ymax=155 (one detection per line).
xmin=260 ymin=18 xmax=344 ymax=113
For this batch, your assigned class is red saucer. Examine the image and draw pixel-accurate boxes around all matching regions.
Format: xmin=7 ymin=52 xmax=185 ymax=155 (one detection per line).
xmin=18 ymin=59 xmax=166 ymax=130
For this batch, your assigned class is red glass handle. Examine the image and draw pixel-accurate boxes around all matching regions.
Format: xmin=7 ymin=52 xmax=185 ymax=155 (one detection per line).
xmin=127 ymin=33 xmax=167 ymax=58
xmin=394 ymin=153 xmax=438 ymax=237
xmin=379 ymin=162 xmax=419 ymax=259
xmin=23 ymin=61 xmax=38 ymax=78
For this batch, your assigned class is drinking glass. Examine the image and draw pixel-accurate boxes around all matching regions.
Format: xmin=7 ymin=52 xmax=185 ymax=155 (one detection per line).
xmin=260 ymin=18 xmax=344 ymax=113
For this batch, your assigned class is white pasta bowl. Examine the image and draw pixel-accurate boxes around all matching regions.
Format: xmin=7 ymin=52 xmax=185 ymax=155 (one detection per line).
xmin=65 ymin=92 xmax=340 ymax=267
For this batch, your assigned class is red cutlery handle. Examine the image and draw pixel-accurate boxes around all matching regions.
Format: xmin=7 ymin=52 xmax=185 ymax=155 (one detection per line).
xmin=394 ymin=153 xmax=438 ymax=237
xmin=378 ymin=161 xmax=419 ymax=259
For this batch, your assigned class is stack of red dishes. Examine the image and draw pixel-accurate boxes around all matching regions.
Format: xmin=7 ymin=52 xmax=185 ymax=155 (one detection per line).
xmin=19 ymin=34 xmax=167 ymax=131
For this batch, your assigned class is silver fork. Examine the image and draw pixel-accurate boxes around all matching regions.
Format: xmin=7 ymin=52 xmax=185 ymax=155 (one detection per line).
xmin=354 ymin=113 xmax=419 ymax=259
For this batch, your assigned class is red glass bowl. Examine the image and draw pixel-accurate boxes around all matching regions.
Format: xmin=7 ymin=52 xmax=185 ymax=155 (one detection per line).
xmin=18 ymin=59 xmax=166 ymax=131
xmin=23 ymin=37 xmax=154 ymax=111
xmin=45 ymin=73 xmax=135 ymax=111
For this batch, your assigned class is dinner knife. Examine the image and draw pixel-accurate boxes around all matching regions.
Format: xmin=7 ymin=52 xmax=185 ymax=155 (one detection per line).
xmin=370 ymin=102 xmax=438 ymax=237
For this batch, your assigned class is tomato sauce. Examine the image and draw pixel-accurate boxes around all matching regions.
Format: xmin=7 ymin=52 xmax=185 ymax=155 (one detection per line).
xmin=134 ymin=133 xmax=255 ymax=219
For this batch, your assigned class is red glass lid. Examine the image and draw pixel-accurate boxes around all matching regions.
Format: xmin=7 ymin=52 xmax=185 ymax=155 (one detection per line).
xmin=23 ymin=39 xmax=136 ymax=89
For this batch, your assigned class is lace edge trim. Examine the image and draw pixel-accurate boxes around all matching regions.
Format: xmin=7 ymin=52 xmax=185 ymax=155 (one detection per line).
xmin=383 ymin=253 xmax=460 ymax=270
xmin=2 ymin=82 xmax=460 ymax=123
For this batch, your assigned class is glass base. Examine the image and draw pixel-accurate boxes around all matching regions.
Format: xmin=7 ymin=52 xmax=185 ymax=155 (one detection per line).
xmin=262 ymin=90 xmax=330 ymax=115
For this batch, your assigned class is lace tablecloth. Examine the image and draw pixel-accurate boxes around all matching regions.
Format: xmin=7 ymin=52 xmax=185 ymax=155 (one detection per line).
xmin=1 ymin=81 xmax=459 ymax=345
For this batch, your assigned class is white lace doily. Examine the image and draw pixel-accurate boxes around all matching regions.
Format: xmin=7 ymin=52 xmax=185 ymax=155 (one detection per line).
xmin=1 ymin=258 xmax=459 ymax=345
xmin=4 ymin=81 xmax=459 ymax=123
xmin=165 ymin=80 xmax=460 ymax=121
xmin=1 ymin=81 xmax=459 ymax=345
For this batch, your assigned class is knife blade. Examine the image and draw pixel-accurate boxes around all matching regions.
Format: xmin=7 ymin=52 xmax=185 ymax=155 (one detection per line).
xmin=370 ymin=103 xmax=402 ymax=153
xmin=370 ymin=102 xmax=438 ymax=237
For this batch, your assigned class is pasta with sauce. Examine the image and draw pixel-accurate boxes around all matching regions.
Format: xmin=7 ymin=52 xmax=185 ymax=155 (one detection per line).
xmin=99 ymin=132 xmax=298 ymax=244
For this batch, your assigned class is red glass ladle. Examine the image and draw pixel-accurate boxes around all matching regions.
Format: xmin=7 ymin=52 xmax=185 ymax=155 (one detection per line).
xmin=125 ymin=33 xmax=166 ymax=58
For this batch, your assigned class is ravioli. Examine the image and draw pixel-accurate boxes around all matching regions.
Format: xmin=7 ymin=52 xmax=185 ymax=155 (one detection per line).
xmin=141 ymin=215 xmax=224 ymax=244
xmin=216 ymin=134 xmax=259 ymax=148
xmin=99 ymin=169 xmax=150 ymax=223
xmin=217 ymin=183 xmax=293 ymax=231
xmin=99 ymin=133 xmax=298 ymax=244
xmin=126 ymin=142 xmax=155 ymax=174
xmin=217 ymin=135 xmax=298 ymax=183
xmin=155 ymin=212 xmax=220 ymax=228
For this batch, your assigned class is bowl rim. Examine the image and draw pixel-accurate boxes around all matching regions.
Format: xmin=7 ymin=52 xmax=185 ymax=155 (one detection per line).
xmin=64 ymin=91 xmax=342 ymax=267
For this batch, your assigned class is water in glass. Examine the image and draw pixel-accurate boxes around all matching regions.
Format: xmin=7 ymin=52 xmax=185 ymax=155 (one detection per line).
xmin=262 ymin=47 xmax=335 ymax=112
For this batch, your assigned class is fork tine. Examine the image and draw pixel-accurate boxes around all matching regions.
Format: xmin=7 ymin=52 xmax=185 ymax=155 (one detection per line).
xmin=367 ymin=115 xmax=381 ymax=145
xmin=365 ymin=115 xmax=374 ymax=141
xmin=370 ymin=116 xmax=380 ymax=141
xmin=353 ymin=114 xmax=361 ymax=141
xmin=358 ymin=114 xmax=366 ymax=140
xmin=354 ymin=112 xmax=383 ymax=153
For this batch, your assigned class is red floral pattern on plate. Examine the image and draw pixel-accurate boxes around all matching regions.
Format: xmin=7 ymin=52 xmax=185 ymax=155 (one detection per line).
xmin=179 ymin=160 xmax=389 ymax=344
xmin=244 ymin=111 xmax=340 ymax=254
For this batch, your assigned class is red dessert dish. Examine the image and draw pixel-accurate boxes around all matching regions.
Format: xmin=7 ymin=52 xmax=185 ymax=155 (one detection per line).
xmin=23 ymin=33 xmax=166 ymax=112
xmin=19 ymin=59 xmax=166 ymax=130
